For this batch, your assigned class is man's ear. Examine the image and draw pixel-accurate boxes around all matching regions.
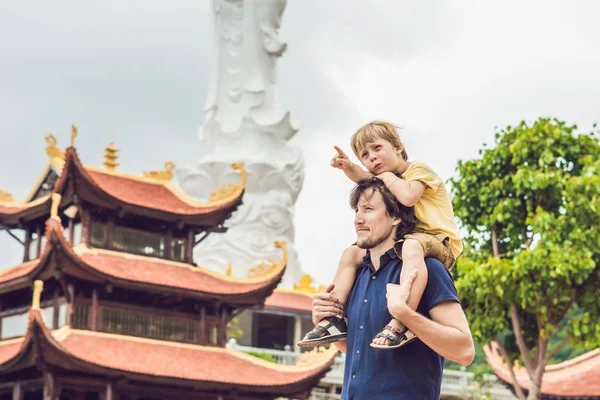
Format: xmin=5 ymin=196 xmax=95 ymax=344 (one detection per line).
xmin=392 ymin=217 xmax=402 ymax=227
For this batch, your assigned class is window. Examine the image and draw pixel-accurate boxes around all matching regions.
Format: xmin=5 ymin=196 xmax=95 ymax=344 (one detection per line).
xmin=1 ymin=313 xmax=28 ymax=339
xmin=72 ymin=222 xmax=83 ymax=245
xmin=171 ymin=238 xmax=185 ymax=261
xmin=91 ymin=222 xmax=106 ymax=247
xmin=28 ymin=231 xmax=39 ymax=260
xmin=58 ymin=303 xmax=68 ymax=327
xmin=114 ymin=227 xmax=164 ymax=257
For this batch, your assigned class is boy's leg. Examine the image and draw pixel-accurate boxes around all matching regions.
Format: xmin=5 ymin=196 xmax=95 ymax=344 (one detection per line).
xmin=297 ymin=245 xmax=365 ymax=347
xmin=330 ymin=245 xmax=366 ymax=305
xmin=371 ymin=238 xmax=428 ymax=348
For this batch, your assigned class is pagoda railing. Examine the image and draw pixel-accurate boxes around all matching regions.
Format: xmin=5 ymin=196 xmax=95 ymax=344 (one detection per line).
xmin=72 ymin=301 xmax=221 ymax=345
xmin=226 ymin=340 xmax=516 ymax=400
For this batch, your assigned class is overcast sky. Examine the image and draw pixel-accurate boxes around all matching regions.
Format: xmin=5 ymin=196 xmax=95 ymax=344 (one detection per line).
xmin=1 ymin=1 xmax=599 ymax=285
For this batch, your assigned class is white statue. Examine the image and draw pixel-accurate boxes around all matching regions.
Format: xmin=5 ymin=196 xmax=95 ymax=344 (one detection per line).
xmin=200 ymin=0 xmax=299 ymax=161
xmin=177 ymin=0 xmax=305 ymax=287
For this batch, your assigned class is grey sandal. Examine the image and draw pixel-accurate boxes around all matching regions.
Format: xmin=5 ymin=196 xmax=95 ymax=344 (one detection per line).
xmin=297 ymin=316 xmax=348 ymax=348
xmin=370 ymin=325 xmax=417 ymax=349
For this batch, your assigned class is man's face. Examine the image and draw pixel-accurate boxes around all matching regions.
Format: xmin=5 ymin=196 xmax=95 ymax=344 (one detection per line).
xmin=358 ymin=138 xmax=403 ymax=175
xmin=354 ymin=189 xmax=397 ymax=249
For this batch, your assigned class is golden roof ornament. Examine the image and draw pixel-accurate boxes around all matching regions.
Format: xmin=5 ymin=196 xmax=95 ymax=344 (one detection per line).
xmin=70 ymin=124 xmax=78 ymax=147
xmin=209 ymin=162 xmax=247 ymax=203
xmin=0 ymin=189 xmax=14 ymax=203
xmin=45 ymin=134 xmax=66 ymax=168
xmin=294 ymin=274 xmax=327 ymax=294
xmin=143 ymin=161 xmax=176 ymax=181
xmin=32 ymin=280 xmax=44 ymax=310
xmin=225 ymin=263 xmax=232 ymax=277
xmin=103 ymin=141 xmax=119 ymax=171
xmin=247 ymin=241 xmax=288 ymax=279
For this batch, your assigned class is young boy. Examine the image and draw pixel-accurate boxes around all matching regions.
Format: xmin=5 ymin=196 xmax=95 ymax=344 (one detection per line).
xmin=298 ymin=121 xmax=462 ymax=349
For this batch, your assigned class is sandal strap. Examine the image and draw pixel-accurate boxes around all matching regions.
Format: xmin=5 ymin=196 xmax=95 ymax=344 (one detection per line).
xmin=306 ymin=317 xmax=345 ymax=339
xmin=373 ymin=331 xmax=398 ymax=343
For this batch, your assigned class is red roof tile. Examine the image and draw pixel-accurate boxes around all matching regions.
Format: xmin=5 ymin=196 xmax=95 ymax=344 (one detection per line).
xmin=0 ymin=260 xmax=40 ymax=282
xmin=77 ymin=249 xmax=282 ymax=296
xmin=265 ymin=290 xmax=313 ymax=314
xmin=0 ymin=310 xmax=337 ymax=394
xmin=485 ymin=343 xmax=600 ymax=397
xmin=0 ymin=219 xmax=286 ymax=303
xmin=0 ymin=340 xmax=22 ymax=364
xmin=62 ymin=330 xmax=336 ymax=387
xmin=86 ymin=170 xmax=232 ymax=215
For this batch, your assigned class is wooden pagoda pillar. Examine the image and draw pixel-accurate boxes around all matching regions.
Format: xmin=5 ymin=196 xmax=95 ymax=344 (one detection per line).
xmin=23 ymin=230 xmax=31 ymax=262
xmin=199 ymin=305 xmax=207 ymax=345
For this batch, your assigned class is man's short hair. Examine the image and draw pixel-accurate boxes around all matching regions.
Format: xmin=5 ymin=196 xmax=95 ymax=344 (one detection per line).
xmin=349 ymin=178 xmax=417 ymax=241
xmin=350 ymin=121 xmax=408 ymax=161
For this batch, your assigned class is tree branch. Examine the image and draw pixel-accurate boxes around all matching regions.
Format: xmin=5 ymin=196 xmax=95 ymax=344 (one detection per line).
xmin=545 ymin=335 xmax=570 ymax=365
xmin=552 ymin=295 xmax=575 ymax=328
xmin=525 ymin=234 xmax=534 ymax=250
xmin=510 ymin=303 xmax=535 ymax=376
xmin=495 ymin=339 xmax=526 ymax=400
xmin=491 ymin=226 xmax=500 ymax=258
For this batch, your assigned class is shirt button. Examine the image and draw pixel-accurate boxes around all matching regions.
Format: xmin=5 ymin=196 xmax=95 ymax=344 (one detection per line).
xmin=356 ymin=350 xmax=360 ymax=354
xmin=352 ymin=374 xmax=356 ymax=379
xmin=364 ymin=299 xmax=368 ymax=303
xmin=372 ymin=275 xmax=376 ymax=280
xmin=359 ymin=325 xmax=364 ymax=329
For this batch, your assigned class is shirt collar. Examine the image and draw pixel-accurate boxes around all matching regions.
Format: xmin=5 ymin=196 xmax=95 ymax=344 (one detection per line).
xmin=362 ymin=247 xmax=399 ymax=273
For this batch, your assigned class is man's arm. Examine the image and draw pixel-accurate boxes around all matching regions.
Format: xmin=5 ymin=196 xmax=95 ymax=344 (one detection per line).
xmin=386 ymin=270 xmax=475 ymax=366
xmin=377 ymin=172 xmax=426 ymax=207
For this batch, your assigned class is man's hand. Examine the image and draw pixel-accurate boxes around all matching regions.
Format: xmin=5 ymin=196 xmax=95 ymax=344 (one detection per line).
xmin=386 ymin=269 xmax=418 ymax=321
xmin=312 ymin=283 xmax=344 ymax=325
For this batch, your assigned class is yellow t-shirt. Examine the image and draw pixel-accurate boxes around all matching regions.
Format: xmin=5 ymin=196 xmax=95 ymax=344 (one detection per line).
xmin=402 ymin=162 xmax=463 ymax=258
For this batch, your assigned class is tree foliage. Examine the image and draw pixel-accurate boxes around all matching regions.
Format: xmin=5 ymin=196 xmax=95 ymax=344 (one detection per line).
xmin=450 ymin=118 xmax=600 ymax=399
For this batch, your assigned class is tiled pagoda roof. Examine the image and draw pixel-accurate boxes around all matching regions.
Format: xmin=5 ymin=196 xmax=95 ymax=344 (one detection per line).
xmin=485 ymin=342 xmax=600 ymax=398
xmin=0 ymin=146 xmax=245 ymax=227
xmin=264 ymin=289 xmax=314 ymax=315
xmin=0 ymin=219 xmax=286 ymax=305
xmin=0 ymin=308 xmax=337 ymax=398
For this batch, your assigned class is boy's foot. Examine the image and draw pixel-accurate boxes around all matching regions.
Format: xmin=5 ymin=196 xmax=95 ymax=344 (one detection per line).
xmin=297 ymin=316 xmax=348 ymax=348
xmin=370 ymin=325 xmax=417 ymax=350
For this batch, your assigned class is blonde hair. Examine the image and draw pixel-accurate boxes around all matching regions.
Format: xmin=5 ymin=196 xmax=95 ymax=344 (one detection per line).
xmin=350 ymin=121 xmax=408 ymax=160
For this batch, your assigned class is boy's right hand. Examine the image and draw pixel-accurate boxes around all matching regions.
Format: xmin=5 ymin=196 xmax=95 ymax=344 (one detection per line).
xmin=330 ymin=146 xmax=354 ymax=171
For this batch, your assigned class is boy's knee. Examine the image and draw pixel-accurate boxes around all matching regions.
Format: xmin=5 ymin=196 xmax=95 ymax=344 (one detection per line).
xmin=402 ymin=239 xmax=424 ymax=259
xmin=344 ymin=245 xmax=366 ymax=265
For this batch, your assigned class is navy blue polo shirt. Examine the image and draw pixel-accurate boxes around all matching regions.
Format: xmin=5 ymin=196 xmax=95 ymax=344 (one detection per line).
xmin=342 ymin=249 xmax=459 ymax=400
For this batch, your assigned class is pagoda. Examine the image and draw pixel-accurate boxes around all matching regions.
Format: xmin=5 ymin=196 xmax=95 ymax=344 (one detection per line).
xmin=485 ymin=342 xmax=600 ymax=399
xmin=0 ymin=129 xmax=336 ymax=400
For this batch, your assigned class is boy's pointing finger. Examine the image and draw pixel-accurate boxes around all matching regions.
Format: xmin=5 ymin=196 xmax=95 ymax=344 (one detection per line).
xmin=333 ymin=145 xmax=347 ymax=158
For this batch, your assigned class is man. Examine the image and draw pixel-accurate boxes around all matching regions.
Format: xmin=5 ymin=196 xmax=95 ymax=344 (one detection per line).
xmin=312 ymin=179 xmax=474 ymax=399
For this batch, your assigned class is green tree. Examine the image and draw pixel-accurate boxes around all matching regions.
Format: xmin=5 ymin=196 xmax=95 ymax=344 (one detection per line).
xmin=450 ymin=118 xmax=600 ymax=400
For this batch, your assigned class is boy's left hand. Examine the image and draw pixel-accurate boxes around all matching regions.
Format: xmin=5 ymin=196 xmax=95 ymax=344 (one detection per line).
xmin=386 ymin=269 xmax=418 ymax=320
xmin=376 ymin=171 xmax=398 ymax=187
